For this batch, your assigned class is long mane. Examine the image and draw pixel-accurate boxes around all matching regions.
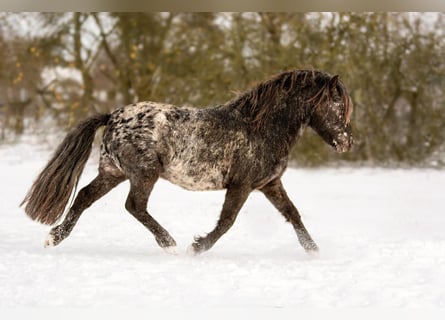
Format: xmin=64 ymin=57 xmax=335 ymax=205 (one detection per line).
xmin=230 ymin=69 xmax=352 ymax=130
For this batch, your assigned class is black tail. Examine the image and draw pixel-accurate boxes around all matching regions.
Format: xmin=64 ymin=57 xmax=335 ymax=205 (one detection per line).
xmin=21 ymin=114 xmax=111 ymax=225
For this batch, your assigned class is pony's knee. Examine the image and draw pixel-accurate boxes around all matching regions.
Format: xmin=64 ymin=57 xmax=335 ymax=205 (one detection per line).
xmin=124 ymin=193 xmax=146 ymax=215
xmin=76 ymin=186 xmax=92 ymax=201
xmin=125 ymin=196 xmax=136 ymax=214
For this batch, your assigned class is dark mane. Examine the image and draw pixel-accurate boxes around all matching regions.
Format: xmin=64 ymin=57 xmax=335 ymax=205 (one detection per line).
xmin=230 ymin=69 xmax=352 ymax=130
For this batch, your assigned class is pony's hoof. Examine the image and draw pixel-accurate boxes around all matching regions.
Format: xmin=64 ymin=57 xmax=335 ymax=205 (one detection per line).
xmin=44 ymin=228 xmax=65 ymax=248
xmin=44 ymin=234 xmax=55 ymax=248
xmin=163 ymin=246 xmax=179 ymax=255
xmin=186 ymin=244 xmax=199 ymax=256
xmin=187 ymin=237 xmax=209 ymax=256
xmin=306 ymin=248 xmax=320 ymax=257
xmin=301 ymin=239 xmax=319 ymax=253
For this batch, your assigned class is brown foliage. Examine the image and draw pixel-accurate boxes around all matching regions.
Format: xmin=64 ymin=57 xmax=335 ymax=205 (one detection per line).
xmin=1 ymin=12 xmax=444 ymax=166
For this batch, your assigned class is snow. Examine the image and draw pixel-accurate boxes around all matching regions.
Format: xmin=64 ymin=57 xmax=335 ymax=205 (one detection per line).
xmin=1 ymin=141 xmax=445 ymax=309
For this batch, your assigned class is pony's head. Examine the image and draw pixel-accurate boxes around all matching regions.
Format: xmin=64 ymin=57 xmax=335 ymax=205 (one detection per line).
xmin=308 ymin=74 xmax=353 ymax=153
xmin=231 ymin=69 xmax=353 ymax=152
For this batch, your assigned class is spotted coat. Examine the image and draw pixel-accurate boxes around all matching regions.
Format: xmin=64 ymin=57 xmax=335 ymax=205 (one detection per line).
xmin=101 ymin=101 xmax=292 ymax=191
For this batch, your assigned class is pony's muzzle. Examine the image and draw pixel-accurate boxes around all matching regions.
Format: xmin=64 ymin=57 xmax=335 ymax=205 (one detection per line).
xmin=334 ymin=133 xmax=353 ymax=153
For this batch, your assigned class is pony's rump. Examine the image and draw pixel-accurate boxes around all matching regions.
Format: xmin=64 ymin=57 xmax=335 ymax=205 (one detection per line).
xmin=20 ymin=113 xmax=110 ymax=225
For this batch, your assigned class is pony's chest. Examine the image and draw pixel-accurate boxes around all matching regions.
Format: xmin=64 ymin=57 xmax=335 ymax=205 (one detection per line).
xmin=251 ymin=157 xmax=288 ymax=189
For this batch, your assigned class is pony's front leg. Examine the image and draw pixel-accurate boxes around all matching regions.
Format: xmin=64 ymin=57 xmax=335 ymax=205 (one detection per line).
xmin=260 ymin=178 xmax=318 ymax=252
xmin=188 ymin=186 xmax=251 ymax=255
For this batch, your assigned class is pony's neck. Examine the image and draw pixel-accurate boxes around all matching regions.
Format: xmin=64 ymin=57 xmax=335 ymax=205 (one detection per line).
xmin=224 ymin=89 xmax=311 ymax=157
xmin=229 ymin=70 xmax=319 ymax=123
xmin=256 ymin=95 xmax=311 ymax=147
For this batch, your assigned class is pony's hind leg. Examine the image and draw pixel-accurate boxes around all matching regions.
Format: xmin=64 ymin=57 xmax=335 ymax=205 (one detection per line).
xmin=260 ymin=178 xmax=318 ymax=252
xmin=125 ymin=175 xmax=177 ymax=254
xmin=45 ymin=163 xmax=126 ymax=247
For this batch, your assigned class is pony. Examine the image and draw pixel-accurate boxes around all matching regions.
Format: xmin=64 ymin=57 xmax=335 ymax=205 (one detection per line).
xmin=21 ymin=69 xmax=353 ymax=255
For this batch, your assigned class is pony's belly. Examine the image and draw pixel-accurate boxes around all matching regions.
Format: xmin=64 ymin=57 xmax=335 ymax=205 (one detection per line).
xmin=161 ymin=162 xmax=226 ymax=191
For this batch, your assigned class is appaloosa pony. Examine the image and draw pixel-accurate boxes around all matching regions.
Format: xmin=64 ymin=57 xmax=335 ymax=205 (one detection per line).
xmin=21 ymin=69 xmax=353 ymax=255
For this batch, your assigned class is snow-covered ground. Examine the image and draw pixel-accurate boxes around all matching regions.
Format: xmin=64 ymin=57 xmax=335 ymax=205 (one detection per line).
xmin=1 ymin=141 xmax=445 ymax=308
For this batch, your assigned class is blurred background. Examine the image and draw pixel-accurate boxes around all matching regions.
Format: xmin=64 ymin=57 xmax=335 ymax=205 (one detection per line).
xmin=0 ymin=12 xmax=444 ymax=166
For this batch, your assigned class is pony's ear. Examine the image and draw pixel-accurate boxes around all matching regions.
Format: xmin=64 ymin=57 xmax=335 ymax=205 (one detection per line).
xmin=330 ymin=75 xmax=339 ymax=90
